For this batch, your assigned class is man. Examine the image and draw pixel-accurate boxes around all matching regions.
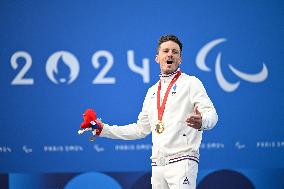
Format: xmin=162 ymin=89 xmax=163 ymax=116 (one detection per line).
xmin=94 ymin=35 xmax=218 ymax=189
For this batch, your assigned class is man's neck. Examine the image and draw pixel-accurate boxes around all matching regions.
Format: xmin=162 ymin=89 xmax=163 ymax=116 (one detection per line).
xmin=160 ymin=68 xmax=180 ymax=78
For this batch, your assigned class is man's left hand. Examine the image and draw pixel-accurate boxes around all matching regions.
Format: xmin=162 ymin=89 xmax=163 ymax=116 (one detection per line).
xmin=186 ymin=106 xmax=202 ymax=130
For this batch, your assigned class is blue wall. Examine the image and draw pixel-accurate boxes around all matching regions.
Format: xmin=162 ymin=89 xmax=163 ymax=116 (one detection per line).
xmin=0 ymin=0 xmax=283 ymax=188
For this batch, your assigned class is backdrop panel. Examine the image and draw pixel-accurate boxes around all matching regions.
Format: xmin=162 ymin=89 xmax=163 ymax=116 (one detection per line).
xmin=0 ymin=0 xmax=283 ymax=188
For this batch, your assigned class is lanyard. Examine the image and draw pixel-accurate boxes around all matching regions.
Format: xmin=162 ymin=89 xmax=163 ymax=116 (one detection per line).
xmin=157 ymin=70 xmax=181 ymax=121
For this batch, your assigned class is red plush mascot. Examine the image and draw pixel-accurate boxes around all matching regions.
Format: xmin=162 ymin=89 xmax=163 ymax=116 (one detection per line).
xmin=78 ymin=109 xmax=103 ymax=141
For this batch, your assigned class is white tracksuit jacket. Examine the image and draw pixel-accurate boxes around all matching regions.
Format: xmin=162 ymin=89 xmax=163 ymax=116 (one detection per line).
xmin=100 ymin=71 xmax=218 ymax=161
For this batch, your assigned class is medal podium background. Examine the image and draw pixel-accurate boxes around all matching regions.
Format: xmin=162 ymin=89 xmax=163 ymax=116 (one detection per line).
xmin=1 ymin=1 xmax=284 ymax=188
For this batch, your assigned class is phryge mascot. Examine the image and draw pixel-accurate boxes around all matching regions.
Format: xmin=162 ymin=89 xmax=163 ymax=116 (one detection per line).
xmin=78 ymin=109 xmax=103 ymax=141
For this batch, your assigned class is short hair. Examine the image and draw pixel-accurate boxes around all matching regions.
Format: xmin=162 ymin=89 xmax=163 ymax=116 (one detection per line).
xmin=156 ymin=35 xmax=183 ymax=54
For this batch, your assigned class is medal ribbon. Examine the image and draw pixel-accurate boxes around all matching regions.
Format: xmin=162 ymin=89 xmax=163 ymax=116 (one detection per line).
xmin=157 ymin=70 xmax=181 ymax=121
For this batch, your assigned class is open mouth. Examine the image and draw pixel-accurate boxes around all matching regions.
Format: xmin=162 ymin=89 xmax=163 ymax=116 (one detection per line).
xmin=167 ymin=60 xmax=173 ymax=64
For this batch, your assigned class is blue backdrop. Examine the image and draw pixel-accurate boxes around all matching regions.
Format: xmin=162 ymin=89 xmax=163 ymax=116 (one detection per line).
xmin=1 ymin=0 xmax=283 ymax=188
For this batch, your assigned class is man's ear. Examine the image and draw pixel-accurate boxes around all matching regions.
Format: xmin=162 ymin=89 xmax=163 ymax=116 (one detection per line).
xmin=179 ymin=56 xmax=182 ymax=65
xmin=155 ymin=55 xmax=159 ymax=64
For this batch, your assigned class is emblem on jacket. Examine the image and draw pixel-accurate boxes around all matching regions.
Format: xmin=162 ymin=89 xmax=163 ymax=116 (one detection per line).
xmin=172 ymin=84 xmax=177 ymax=95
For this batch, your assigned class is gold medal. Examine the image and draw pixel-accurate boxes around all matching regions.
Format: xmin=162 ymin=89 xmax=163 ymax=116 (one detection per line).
xmin=155 ymin=121 xmax=164 ymax=134
xmin=156 ymin=70 xmax=181 ymax=135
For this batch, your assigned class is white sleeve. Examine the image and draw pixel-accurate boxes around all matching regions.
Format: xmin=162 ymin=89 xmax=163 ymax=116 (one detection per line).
xmin=190 ymin=77 xmax=218 ymax=131
xmin=99 ymin=90 xmax=152 ymax=140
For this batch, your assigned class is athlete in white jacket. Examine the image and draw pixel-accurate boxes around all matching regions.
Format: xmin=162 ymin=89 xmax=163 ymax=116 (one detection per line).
xmin=97 ymin=35 xmax=218 ymax=189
